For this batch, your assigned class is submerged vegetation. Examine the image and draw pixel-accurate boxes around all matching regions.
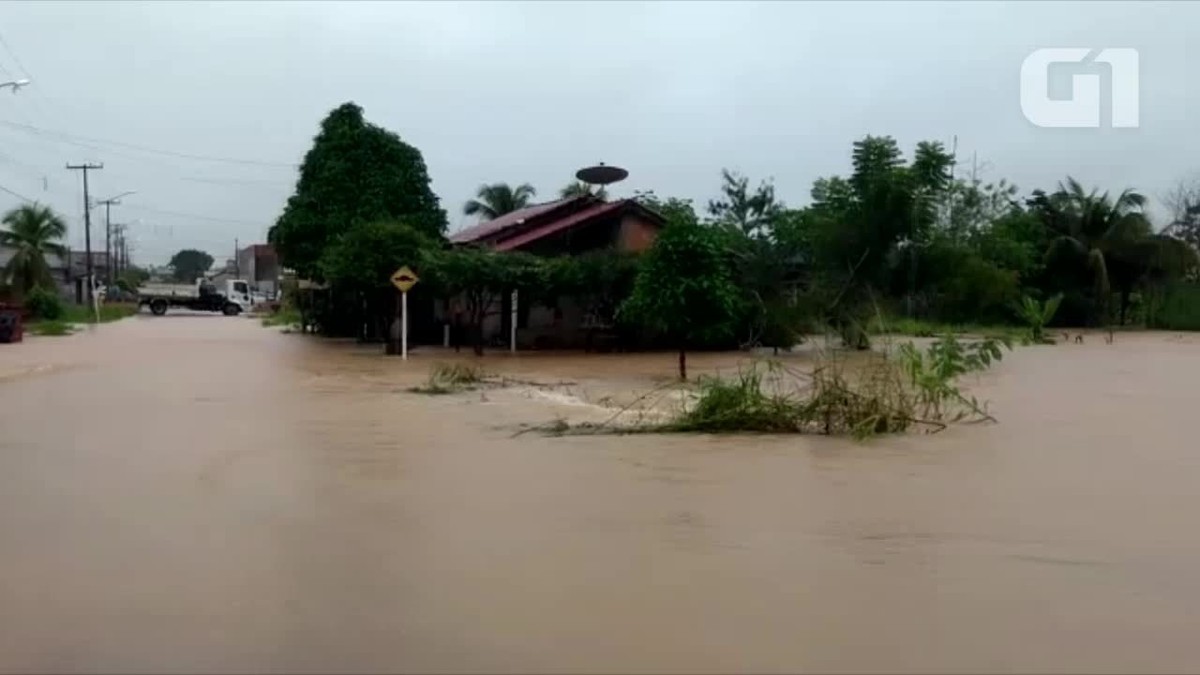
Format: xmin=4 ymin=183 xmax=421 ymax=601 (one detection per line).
xmin=663 ymin=335 xmax=1009 ymax=438
xmin=1013 ymin=294 xmax=1064 ymax=344
xmin=409 ymin=362 xmax=489 ymax=395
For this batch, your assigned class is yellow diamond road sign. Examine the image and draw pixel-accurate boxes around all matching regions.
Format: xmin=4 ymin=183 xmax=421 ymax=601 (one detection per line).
xmin=391 ymin=266 xmax=419 ymax=292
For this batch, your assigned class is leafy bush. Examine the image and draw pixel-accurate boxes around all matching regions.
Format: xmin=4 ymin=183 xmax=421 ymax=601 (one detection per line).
xmin=1149 ymin=283 xmax=1200 ymax=330
xmin=28 ymin=320 xmax=72 ymax=336
xmin=647 ymin=334 xmax=1011 ymax=439
xmin=1013 ymin=294 xmax=1063 ymax=343
xmin=24 ymin=286 xmax=63 ymax=320
xmin=409 ymin=362 xmax=489 ymax=394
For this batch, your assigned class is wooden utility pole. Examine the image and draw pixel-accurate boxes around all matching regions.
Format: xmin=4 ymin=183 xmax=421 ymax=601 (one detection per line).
xmin=66 ymin=163 xmax=103 ymax=302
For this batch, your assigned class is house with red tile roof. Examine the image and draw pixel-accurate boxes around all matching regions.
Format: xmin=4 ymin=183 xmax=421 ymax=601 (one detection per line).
xmin=450 ymin=195 xmax=664 ymax=254
xmin=446 ymin=194 xmax=666 ymax=349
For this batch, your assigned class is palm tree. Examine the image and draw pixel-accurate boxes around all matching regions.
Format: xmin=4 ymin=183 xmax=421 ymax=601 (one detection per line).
xmin=560 ymin=181 xmax=607 ymax=200
xmin=0 ymin=203 xmax=68 ymax=296
xmin=1040 ymin=177 xmax=1196 ymax=324
xmin=463 ymin=183 xmax=537 ymax=220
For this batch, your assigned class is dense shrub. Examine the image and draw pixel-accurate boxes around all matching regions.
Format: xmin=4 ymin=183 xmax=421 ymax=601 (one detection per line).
xmin=24 ymin=286 xmax=63 ymax=320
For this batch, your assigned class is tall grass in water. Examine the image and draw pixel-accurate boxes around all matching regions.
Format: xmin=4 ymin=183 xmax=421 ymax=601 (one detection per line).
xmin=666 ymin=335 xmax=1009 ymax=439
xmin=409 ymin=362 xmax=488 ymax=395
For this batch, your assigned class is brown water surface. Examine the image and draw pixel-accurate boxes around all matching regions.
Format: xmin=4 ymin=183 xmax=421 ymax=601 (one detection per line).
xmin=2 ymin=315 xmax=1199 ymax=673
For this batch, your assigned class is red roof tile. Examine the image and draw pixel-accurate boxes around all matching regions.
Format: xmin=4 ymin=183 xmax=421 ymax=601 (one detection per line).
xmin=493 ymin=200 xmax=631 ymax=252
xmin=449 ymin=197 xmax=581 ymax=244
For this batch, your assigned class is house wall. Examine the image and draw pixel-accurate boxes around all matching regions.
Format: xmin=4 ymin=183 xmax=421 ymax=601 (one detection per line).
xmin=617 ymin=214 xmax=660 ymax=252
xmin=236 ymin=246 xmax=281 ymax=297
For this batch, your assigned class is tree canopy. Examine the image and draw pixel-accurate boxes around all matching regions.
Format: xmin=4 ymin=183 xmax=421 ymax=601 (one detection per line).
xmin=0 ymin=203 xmax=68 ymax=296
xmin=463 ymin=183 xmax=537 ymax=220
xmin=620 ymin=212 xmax=739 ymax=379
xmin=270 ymin=102 xmax=446 ymax=279
xmin=560 ymin=181 xmax=607 ymax=200
xmin=320 ymin=220 xmax=436 ymax=293
xmin=169 ymin=249 xmax=214 ymax=282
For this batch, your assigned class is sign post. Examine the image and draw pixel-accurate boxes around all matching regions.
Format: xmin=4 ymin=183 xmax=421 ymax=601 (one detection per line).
xmin=390 ymin=266 xmax=419 ymax=360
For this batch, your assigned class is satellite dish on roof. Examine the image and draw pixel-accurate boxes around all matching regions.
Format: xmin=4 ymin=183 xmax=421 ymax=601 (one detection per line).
xmin=575 ymin=162 xmax=628 ymax=187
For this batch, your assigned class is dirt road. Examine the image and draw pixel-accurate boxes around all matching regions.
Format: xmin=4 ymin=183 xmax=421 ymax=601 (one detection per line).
xmin=3 ymin=315 xmax=1200 ymax=672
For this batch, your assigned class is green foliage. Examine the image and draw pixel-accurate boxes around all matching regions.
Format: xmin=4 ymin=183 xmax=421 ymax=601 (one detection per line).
xmin=261 ymin=307 xmax=302 ymax=328
xmin=409 ymin=362 xmax=488 ymax=394
xmin=28 ymin=320 xmax=72 ymax=336
xmin=319 ymin=220 xmax=435 ymax=291
xmin=619 ymin=214 xmax=739 ymax=378
xmin=270 ymin=102 xmax=446 ymax=279
xmin=806 ymin=136 xmax=956 ymax=348
xmin=0 ymin=203 xmax=68 ymax=295
xmin=560 ymin=182 xmax=607 ymax=200
xmin=656 ymin=334 xmax=1007 ymax=438
xmin=1148 ymin=283 xmax=1200 ymax=330
xmin=1013 ymin=294 xmax=1063 ymax=343
xmin=707 ymin=169 xmax=783 ymax=238
xmin=24 ymin=285 xmax=63 ymax=320
xmin=423 ymin=246 xmax=544 ymax=355
xmin=895 ymin=335 xmax=1010 ymax=421
xmin=633 ymin=191 xmax=699 ymax=226
xmin=116 ymin=266 xmax=151 ymax=292
xmin=541 ymin=250 xmax=640 ymax=327
xmin=169 ymin=249 xmax=214 ymax=283
xmin=464 ymin=183 xmax=537 ymax=219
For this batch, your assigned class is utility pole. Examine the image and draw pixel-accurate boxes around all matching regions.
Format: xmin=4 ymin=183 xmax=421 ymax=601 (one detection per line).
xmin=234 ymin=238 xmax=239 ymax=278
xmin=102 ymin=201 xmax=113 ymax=287
xmin=66 ymin=162 xmax=103 ymax=302
xmin=112 ymin=223 xmax=126 ymax=278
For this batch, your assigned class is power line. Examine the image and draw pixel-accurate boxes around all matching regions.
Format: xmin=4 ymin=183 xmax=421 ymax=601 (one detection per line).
xmin=0 ymin=29 xmax=31 ymax=78
xmin=0 ymin=131 xmax=288 ymax=193
xmin=0 ymin=181 xmax=37 ymax=203
xmin=120 ymin=203 xmax=267 ymax=226
xmin=0 ymin=119 xmax=299 ymax=168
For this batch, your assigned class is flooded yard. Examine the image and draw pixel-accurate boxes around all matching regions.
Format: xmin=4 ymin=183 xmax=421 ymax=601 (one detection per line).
xmin=2 ymin=314 xmax=1200 ymax=672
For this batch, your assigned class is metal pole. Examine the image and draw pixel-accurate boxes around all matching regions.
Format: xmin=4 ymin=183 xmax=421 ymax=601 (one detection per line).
xmin=401 ymin=290 xmax=409 ymax=361
xmin=103 ymin=201 xmax=111 ymax=289
xmin=510 ymin=288 xmax=518 ymax=353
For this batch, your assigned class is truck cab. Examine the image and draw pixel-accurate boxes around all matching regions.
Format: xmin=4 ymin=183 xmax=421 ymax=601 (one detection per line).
xmin=226 ymin=280 xmax=252 ymax=309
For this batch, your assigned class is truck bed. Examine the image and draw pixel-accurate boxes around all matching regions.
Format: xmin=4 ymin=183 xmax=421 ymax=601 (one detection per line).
xmin=138 ymin=284 xmax=200 ymax=299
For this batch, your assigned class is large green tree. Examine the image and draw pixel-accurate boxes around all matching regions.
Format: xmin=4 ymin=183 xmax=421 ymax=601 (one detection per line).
xmin=1032 ymin=177 xmax=1191 ymax=325
xmin=320 ymin=220 xmax=435 ymax=293
xmin=807 ymin=136 xmax=955 ymax=347
xmin=0 ymin=203 xmax=68 ymax=296
xmin=464 ymin=183 xmax=537 ymax=220
xmin=707 ymin=169 xmax=783 ymax=239
xmin=169 ymin=249 xmax=215 ymax=282
xmin=620 ymin=214 xmax=738 ymax=379
xmin=270 ymin=102 xmax=446 ymax=279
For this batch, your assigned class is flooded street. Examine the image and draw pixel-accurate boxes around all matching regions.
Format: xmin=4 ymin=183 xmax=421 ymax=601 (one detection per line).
xmin=3 ymin=315 xmax=1200 ymax=673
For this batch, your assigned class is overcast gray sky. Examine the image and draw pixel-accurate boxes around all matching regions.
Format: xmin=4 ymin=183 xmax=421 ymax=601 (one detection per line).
xmin=0 ymin=1 xmax=1196 ymax=265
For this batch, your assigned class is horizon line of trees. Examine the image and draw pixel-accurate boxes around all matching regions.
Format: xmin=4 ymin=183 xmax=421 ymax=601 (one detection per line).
xmin=266 ymin=102 xmax=1200 ymax=368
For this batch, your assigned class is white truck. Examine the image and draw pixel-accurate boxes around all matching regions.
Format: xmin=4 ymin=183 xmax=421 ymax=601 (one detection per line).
xmin=138 ymin=279 xmax=253 ymax=316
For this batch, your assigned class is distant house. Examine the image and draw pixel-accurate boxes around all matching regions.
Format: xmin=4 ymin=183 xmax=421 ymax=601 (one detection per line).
xmin=445 ymin=195 xmax=665 ymax=349
xmin=236 ymin=244 xmax=281 ymax=298
xmin=0 ymin=244 xmax=109 ymax=303
xmin=450 ymin=195 xmax=662 ymax=255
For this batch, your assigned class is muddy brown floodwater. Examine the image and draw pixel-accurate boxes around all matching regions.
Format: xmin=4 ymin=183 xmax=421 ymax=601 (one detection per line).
xmin=3 ymin=314 xmax=1200 ymax=673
